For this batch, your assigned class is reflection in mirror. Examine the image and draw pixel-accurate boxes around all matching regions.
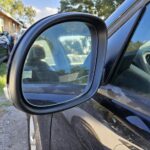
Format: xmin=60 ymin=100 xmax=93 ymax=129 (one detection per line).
xmin=22 ymin=21 xmax=93 ymax=106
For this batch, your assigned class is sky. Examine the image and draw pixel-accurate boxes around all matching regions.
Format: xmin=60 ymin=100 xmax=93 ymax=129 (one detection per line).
xmin=22 ymin=0 xmax=60 ymax=22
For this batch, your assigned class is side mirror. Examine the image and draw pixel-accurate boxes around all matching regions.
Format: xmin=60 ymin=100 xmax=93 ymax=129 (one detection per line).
xmin=7 ymin=12 xmax=107 ymax=114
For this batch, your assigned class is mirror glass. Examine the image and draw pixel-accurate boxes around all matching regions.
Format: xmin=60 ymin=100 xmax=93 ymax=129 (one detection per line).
xmin=22 ymin=21 xmax=93 ymax=106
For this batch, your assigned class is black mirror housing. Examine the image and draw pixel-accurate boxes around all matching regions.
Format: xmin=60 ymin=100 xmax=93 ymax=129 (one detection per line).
xmin=7 ymin=12 xmax=107 ymax=114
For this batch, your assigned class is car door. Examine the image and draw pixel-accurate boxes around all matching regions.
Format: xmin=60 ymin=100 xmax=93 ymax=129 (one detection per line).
xmin=5 ymin=1 xmax=150 ymax=150
xmin=50 ymin=1 xmax=150 ymax=150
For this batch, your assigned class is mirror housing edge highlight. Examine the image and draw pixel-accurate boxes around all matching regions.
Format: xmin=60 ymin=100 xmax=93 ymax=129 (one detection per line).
xmin=7 ymin=12 xmax=107 ymax=114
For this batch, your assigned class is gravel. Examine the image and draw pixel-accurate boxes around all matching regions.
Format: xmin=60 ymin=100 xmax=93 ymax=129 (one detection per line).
xmin=0 ymin=96 xmax=28 ymax=150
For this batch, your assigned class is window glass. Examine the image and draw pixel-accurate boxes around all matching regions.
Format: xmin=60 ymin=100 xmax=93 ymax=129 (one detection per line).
xmin=33 ymin=39 xmax=55 ymax=66
xmin=22 ymin=21 xmax=92 ymax=87
xmin=111 ymin=4 xmax=150 ymax=99
xmin=59 ymin=35 xmax=91 ymax=65
xmin=22 ymin=21 xmax=93 ymax=106
xmin=0 ymin=18 xmax=4 ymax=32
xmin=0 ymin=18 xmax=4 ymax=26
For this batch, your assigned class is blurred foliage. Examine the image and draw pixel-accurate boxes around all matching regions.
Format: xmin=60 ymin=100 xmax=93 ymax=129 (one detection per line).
xmin=0 ymin=0 xmax=36 ymax=24
xmin=127 ymin=41 xmax=143 ymax=51
xmin=60 ymin=0 xmax=124 ymax=19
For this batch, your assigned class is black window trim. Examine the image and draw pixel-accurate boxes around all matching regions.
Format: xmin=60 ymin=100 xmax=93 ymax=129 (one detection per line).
xmin=105 ymin=5 xmax=146 ymax=84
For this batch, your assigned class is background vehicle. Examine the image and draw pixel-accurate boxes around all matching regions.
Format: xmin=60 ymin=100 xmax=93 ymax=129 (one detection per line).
xmin=16 ymin=28 xmax=27 ymax=41
xmin=6 ymin=0 xmax=150 ymax=150
xmin=0 ymin=32 xmax=11 ymax=63
xmin=0 ymin=39 xmax=8 ymax=63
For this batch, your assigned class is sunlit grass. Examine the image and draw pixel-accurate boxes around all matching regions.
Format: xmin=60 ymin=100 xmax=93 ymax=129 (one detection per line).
xmin=0 ymin=63 xmax=7 ymax=96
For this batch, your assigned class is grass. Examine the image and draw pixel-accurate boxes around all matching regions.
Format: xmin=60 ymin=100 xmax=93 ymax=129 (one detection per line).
xmin=0 ymin=63 xmax=12 ymax=107
xmin=0 ymin=63 xmax=7 ymax=96
xmin=0 ymin=101 xmax=12 ymax=107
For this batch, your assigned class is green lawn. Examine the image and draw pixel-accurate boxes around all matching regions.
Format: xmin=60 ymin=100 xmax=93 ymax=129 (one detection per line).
xmin=0 ymin=63 xmax=7 ymax=96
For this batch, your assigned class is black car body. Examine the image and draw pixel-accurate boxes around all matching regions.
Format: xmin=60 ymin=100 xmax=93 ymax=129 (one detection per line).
xmin=6 ymin=0 xmax=150 ymax=150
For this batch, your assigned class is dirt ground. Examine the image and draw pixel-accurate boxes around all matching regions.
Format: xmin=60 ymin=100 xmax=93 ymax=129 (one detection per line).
xmin=0 ymin=96 xmax=28 ymax=150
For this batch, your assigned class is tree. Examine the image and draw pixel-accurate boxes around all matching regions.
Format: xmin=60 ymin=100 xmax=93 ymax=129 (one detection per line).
xmin=0 ymin=0 xmax=36 ymax=24
xmin=0 ymin=0 xmax=14 ymax=12
xmin=60 ymin=0 xmax=124 ymax=19
xmin=24 ymin=6 xmax=36 ymax=24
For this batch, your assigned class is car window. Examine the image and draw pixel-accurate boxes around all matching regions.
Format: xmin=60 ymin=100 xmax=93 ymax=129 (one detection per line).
xmin=111 ymin=4 xmax=150 ymax=99
xmin=34 ymin=39 xmax=55 ymax=66
xmin=59 ymin=36 xmax=91 ymax=66
xmin=22 ymin=38 xmax=55 ymax=80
